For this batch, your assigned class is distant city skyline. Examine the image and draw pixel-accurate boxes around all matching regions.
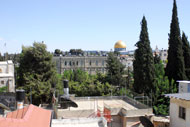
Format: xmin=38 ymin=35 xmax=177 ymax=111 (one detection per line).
xmin=0 ymin=0 xmax=189 ymax=54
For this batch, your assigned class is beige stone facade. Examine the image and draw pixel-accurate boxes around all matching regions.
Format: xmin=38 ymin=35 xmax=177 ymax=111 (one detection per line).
xmin=53 ymin=56 xmax=107 ymax=74
xmin=169 ymin=98 xmax=190 ymax=127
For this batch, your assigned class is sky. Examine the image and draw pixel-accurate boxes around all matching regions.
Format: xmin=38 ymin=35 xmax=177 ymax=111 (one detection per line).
xmin=0 ymin=0 xmax=189 ymax=54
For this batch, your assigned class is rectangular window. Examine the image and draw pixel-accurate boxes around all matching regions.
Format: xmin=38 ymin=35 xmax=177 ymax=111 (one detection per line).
xmin=188 ymin=83 xmax=190 ymax=93
xmin=102 ymin=68 xmax=104 ymax=73
xmin=96 ymin=61 xmax=98 ymax=66
xmin=1 ymin=81 xmax=4 ymax=85
xmin=102 ymin=61 xmax=104 ymax=66
xmin=81 ymin=61 xmax=83 ymax=66
xmin=76 ymin=61 xmax=78 ymax=66
xmin=179 ymin=106 xmax=186 ymax=120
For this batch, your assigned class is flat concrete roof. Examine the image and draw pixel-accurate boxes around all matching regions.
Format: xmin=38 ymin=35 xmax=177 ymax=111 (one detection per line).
xmin=177 ymin=80 xmax=190 ymax=83
xmin=61 ymin=99 xmax=137 ymax=111
xmin=58 ymin=98 xmax=139 ymax=118
xmin=165 ymin=93 xmax=190 ymax=101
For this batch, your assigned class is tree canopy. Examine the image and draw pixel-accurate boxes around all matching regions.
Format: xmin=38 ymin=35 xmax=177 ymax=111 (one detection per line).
xmin=17 ymin=42 xmax=57 ymax=105
xmin=62 ymin=69 xmax=113 ymax=96
xmin=69 ymin=49 xmax=84 ymax=55
xmin=54 ymin=49 xmax=62 ymax=56
xmin=153 ymin=61 xmax=175 ymax=115
xmin=106 ymin=52 xmax=125 ymax=88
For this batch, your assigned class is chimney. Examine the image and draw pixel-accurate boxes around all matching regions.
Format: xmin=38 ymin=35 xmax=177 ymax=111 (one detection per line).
xmin=63 ymin=80 xmax=69 ymax=98
xmin=16 ymin=89 xmax=25 ymax=109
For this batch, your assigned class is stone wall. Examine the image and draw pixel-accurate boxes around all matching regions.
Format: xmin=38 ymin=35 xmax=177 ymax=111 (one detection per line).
xmin=53 ymin=56 xmax=107 ymax=74
xmin=170 ymin=98 xmax=190 ymax=127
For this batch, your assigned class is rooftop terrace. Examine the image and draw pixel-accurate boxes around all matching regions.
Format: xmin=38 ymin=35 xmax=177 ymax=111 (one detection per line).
xmin=57 ymin=96 xmax=153 ymax=119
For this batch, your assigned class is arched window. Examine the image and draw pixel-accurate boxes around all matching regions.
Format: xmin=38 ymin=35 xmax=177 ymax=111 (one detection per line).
xmin=65 ymin=61 xmax=67 ymax=66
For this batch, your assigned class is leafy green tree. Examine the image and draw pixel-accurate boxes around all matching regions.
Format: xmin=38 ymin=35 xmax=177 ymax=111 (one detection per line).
xmin=54 ymin=49 xmax=62 ymax=56
xmin=63 ymin=69 xmax=89 ymax=83
xmin=69 ymin=49 xmax=84 ymax=55
xmin=182 ymin=32 xmax=190 ymax=80
xmin=96 ymin=72 xmax=107 ymax=84
xmin=165 ymin=0 xmax=186 ymax=82
xmin=17 ymin=42 xmax=57 ymax=105
xmin=106 ymin=52 xmax=125 ymax=87
xmin=12 ymin=53 xmax=20 ymax=64
xmin=73 ymin=69 xmax=89 ymax=83
xmin=153 ymin=61 xmax=175 ymax=115
xmin=0 ymin=86 xmax=7 ymax=92
xmin=62 ymin=69 xmax=113 ymax=96
xmin=63 ymin=70 xmax=74 ymax=81
xmin=133 ymin=16 xmax=155 ymax=95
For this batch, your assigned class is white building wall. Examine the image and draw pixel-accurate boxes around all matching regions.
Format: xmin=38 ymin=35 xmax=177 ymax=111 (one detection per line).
xmin=159 ymin=49 xmax=168 ymax=62
xmin=178 ymin=81 xmax=190 ymax=93
xmin=0 ymin=60 xmax=15 ymax=92
xmin=170 ymin=99 xmax=190 ymax=127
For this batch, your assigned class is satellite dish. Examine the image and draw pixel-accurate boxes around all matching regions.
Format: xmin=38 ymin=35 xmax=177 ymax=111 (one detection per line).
xmin=139 ymin=116 xmax=154 ymax=127
xmin=60 ymin=97 xmax=78 ymax=109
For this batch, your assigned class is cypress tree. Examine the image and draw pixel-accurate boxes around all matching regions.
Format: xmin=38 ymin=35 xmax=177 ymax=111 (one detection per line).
xmin=165 ymin=0 xmax=186 ymax=81
xmin=133 ymin=16 xmax=155 ymax=95
xmin=182 ymin=32 xmax=190 ymax=79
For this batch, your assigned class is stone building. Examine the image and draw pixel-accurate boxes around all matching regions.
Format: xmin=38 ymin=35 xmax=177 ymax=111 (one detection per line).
xmin=0 ymin=60 xmax=15 ymax=92
xmin=119 ymin=55 xmax=134 ymax=70
xmin=159 ymin=49 xmax=168 ymax=63
xmin=165 ymin=81 xmax=190 ymax=127
xmin=153 ymin=46 xmax=168 ymax=63
xmin=53 ymin=40 xmax=135 ymax=75
xmin=53 ymin=56 xmax=107 ymax=75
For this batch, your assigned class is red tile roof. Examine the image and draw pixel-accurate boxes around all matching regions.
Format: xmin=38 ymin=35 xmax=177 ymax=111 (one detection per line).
xmin=0 ymin=104 xmax=51 ymax=127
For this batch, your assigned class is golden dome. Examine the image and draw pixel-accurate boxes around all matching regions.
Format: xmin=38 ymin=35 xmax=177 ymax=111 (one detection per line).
xmin=114 ymin=40 xmax=126 ymax=49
